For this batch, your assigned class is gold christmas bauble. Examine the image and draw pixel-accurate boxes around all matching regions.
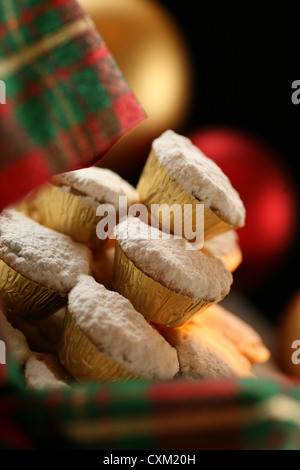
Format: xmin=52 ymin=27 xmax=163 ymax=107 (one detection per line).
xmin=78 ymin=0 xmax=193 ymax=177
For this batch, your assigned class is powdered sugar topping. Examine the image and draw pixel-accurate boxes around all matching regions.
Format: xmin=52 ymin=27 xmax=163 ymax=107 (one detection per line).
xmin=153 ymin=130 xmax=245 ymax=227
xmin=53 ymin=167 xmax=139 ymax=208
xmin=115 ymin=217 xmax=233 ymax=302
xmin=69 ymin=275 xmax=179 ymax=380
xmin=0 ymin=210 xmax=91 ymax=293
xmin=203 ymin=230 xmax=239 ymax=258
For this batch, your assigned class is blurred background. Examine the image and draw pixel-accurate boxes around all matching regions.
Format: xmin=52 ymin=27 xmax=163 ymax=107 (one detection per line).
xmin=79 ymin=0 xmax=299 ymax=329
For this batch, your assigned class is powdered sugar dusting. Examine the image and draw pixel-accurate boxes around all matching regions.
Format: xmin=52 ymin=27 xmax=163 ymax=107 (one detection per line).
xmin=69 ymin=275 xmax=179 ymax=380
xmin=153 ymin=130 xmax=245 ymax=226
xmin=115 ymin=217 xmax=233 ymax=303
xmin=163 ymin=321 xmax=252 ymax=379
xmin=25 ymin=354 xmax=70 ymax=390
xmin=0 ymin=210 xmax=91 ymax=293
xmin=194 ymin=304 xmax=270 ymax=363
xmin=0 ymin=311 xmax=31 ymax=365
xmin=54 ymin=167 xmax=139 ymax=208
xmin=203 ymin=230 xmax=239 ymax=258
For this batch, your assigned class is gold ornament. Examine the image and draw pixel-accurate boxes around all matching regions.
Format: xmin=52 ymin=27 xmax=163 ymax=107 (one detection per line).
xmin=78 ymin=0 xmax=193 ymax=174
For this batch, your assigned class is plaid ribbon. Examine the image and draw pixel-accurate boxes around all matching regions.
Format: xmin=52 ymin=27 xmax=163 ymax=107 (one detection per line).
xmin=1 ymin=358 xmax=300 ymax=450
xmin=0 ymin=0 xmax=146 ymax=211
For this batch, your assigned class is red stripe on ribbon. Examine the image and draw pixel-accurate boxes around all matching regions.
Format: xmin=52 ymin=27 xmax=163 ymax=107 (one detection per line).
xmin=0 ymin=153 xmax=51 ymax=212
xmin=149 ymin=378 xmax=238 ymax=402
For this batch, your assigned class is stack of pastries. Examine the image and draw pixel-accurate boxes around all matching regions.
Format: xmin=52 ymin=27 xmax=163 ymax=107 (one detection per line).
xmin=0 ymin=131 xmax=270 ymax=389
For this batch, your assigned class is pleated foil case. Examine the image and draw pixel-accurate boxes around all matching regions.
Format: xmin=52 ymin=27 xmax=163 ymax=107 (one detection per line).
xmin=35 ymin=184 xmax=102 ymax=248
xmin=58 ymin=308 xmax=139 ymax=382
xmin=137 ymin=149 xmax=235 ymax=242
xmin=0 ymin=258 xmax=66 ymax=319
xmin=112 ymin=242 xmax=213 ymax=328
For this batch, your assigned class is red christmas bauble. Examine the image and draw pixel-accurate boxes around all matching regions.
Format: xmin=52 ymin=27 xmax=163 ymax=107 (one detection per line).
xmin=189 ymin=128 xmax=297 ymax=287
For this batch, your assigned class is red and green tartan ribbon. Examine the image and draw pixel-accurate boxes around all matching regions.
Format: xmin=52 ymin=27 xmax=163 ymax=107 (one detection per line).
xmin=1 ymin=357 xmax=300 ymax=450
xmin=0 ymin=0 xmax=146 ymax=211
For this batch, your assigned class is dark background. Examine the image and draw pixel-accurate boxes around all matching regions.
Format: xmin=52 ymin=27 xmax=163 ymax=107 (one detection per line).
xmin=159 ymin=2 xmax=300 ymax=322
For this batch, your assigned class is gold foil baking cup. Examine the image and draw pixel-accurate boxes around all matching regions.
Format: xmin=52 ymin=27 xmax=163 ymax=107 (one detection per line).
xmin=58 ymin=308 xmax=138 ymax=382
xmin=0 ymin=258 xmax=66 ymax=319
xmin=35 ymin=184 xmax=101 ymax=248
xmin=137 ymin=149 xmax=235 ymax=241
xmin=17 ymin=190 xmax=40 ymax=222
xmin=112 ymin=242 xmax=213 ymax=327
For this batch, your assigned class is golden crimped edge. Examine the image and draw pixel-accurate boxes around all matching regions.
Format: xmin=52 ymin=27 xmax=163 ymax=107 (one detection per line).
xmin=137 ymin=148 xmax=235 ymax=241
xmin=0 ymin=258 xmax=66 ymax=319
xmin=35 ymin=184 xmax=101 ymax=248
xmin=112 ymin=241 xmax=213 ymax=327
xmin=58 ymin=308 xmax=139 ymax=382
